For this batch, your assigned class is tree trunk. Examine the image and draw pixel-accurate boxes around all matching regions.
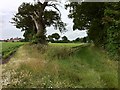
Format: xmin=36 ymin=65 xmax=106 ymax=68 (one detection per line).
xmin=30 ymin=15 xmax=46 ymax=44
xmin=35 ymin=19 xmax=46 ymax=44
xmin=30 ymin=2 xmax=48 ymax=44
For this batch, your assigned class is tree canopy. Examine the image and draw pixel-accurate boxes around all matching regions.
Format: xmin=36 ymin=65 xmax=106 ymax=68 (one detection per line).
xmin=62 ymin=36 xmax=68 ymax=42
xmin=66 ymin=2 xmax=120 ymax=60
xmin=51 ymin=33 xmax=60 ymax=41
xmin=12 ymin=0 xmax=66 ymax=44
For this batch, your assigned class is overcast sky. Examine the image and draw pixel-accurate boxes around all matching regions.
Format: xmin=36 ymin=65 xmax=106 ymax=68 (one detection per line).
xmin=0 ymin=0 xmax=87 ymax=40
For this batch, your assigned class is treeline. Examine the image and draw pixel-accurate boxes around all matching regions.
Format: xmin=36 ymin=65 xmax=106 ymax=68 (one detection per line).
xmin=22 ymin=32 xmax=89 ymax=43
xmin=46 ymin=33 xmax=89 ymax=43
xmin=66 ymin=2 xmax=120 ymax=60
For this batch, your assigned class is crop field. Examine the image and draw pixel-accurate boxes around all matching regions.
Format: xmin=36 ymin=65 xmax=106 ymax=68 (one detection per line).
xmin=49 ymin=43 xmax=84 ymax=47
xmin=2 ymin=42 xmax=25 ymax=60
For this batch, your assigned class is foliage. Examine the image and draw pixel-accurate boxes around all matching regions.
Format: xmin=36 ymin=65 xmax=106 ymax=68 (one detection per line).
xmin=103 ymin=2 xmax=120 ymax=60
xmin=51 ymin=33 xmax=60 ymax=41
xmin=71 ymin=36 xmax=91 ymax=43
xmin=12 ymin=1 xmax=66 ymax=44
xmin=47 ymin=33 xmax=60 ymax=43
xmin=62 ymin=36 xmax=69 ymax=42
xmin=66 ymin=2 xmax=105 ymax=46
xmin=47 ymin=35 xmax=54 ymax=42
xmin=66 ymin=2 xmax=120 ymax=60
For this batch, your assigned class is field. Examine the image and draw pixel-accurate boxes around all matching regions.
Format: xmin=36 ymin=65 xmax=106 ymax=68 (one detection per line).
xmin=1 ymin=42 xmax=25 ymax=60
xmin=2 ymin=43 xmax=118 ymax=88
xmin=49 ymin=43 xmax=84 ymax=47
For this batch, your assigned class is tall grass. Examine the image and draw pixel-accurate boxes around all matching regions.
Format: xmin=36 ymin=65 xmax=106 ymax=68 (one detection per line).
xmin=2 ymin=43 xmax=118 ymax=88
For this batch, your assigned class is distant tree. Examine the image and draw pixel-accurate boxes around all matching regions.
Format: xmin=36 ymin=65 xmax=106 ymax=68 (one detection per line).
xmin=62 ymin=36 xmax=68 ymax=42
xmin=10 ymin=38 xmax=13 ymax=40
xmin=75 ymin=38 xmax=80 ymax=42
xmin=83 ymin=37 xmax=87 ymax=43
xmin=74 ymin=37 xmax=86 ymax=43
xmin=51 ymin=33 xmax=60 ymax=41
xmin=48 ymin=35 xmax=54 ymax=42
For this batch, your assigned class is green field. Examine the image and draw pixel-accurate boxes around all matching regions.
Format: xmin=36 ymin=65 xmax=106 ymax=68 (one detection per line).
xmin=49 ymin=43 xmax=84 ymax=47
xmin=2 ymin=42 xmax=25 ymax=60
xmin=2 ymin=43 xmax=118 ymax=88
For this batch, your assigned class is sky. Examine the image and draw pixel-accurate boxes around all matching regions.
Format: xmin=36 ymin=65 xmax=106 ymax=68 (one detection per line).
xmin=0 ymin=0 xmax=87 ymax=40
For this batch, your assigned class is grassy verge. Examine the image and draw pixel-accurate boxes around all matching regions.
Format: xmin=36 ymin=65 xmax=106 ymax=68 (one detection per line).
xmin=2 ymin=42 xmax=25 ymax=60
xmin=2 ymin=43 xmax=118 ymax=88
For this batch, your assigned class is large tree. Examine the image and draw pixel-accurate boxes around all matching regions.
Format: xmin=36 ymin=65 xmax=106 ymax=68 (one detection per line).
xmin=12 ymin=0 xmax=66 ymax=44
xmin=66 ymin=2 xmax=106 ymax=46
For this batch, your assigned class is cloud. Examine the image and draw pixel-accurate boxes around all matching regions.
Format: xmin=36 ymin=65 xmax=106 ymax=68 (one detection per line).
xmin=0 ymin=0 xmax=34 ymax=12
xmin=1 ymin=11 xmax=24 ymax=39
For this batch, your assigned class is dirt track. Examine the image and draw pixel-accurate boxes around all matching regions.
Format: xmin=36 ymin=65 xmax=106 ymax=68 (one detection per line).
xmin=1 ymin=52 xmax=16 ymax=64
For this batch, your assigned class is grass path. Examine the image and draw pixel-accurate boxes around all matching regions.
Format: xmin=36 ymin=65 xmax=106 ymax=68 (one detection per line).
xmin=2 ymin=43 xmax=118 ymax=88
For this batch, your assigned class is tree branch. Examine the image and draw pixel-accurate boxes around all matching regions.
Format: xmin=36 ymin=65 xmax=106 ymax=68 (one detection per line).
xmin=47 ymin=4 xmax=61 ymax=17
xmin=43 ymin=0 xmax=48 ymax=10
xmin=33 ymin=11 xmax=39 ymax=18
xmin=37 ymin=0 xmax=42 ymax=5
xmin=30 ymin=15 xmax=39 ymax=31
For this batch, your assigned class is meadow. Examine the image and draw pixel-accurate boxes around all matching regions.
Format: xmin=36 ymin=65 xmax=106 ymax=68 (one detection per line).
xmin=2 ymin=42 xmax=24 ymax=60
xmin=2 ymin=43 xmax=118 ymax=88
